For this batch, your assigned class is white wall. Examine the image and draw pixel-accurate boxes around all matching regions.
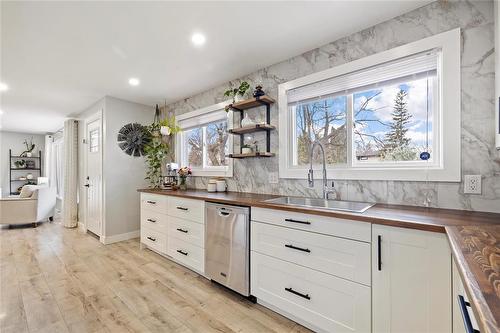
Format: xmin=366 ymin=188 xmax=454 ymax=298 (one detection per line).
xmin=102 ymin=96 xmax=151 ymax=239
xmin=76 ymin=96 xmax=151 ymax=241
xmin=0 ymin=131 xmax=45 ymax=197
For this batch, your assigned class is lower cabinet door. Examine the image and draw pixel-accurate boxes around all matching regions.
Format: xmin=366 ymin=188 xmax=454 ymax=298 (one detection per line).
xmin=251 ymin=251 xmax=371 ymax=333
xmin=141 ymin=227 xmax=167 ymax=254
xmin=167 ymin=236 xmax=204 ymax=273
xmin=372 ymin=224 xmax=452 ymax=333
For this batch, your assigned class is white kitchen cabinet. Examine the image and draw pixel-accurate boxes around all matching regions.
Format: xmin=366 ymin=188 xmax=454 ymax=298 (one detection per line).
xmin=452 ymin=259 xmax=480 ymax=333
xmin=251 ymin=252 xmax=371 ymax=333
xmin=372 ymin=224 xmax=452 ymax=333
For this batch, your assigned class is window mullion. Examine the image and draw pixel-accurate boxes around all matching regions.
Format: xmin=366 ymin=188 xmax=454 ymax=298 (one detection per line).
xmin=346 ymin=94 xmax=354 ymax=169
xmin=202 ymin=126 xmax=207 ymax=169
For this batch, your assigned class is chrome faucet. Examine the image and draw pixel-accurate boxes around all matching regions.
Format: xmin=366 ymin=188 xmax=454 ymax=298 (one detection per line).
xmin=307 ymin=141 xmax=338 ymax=200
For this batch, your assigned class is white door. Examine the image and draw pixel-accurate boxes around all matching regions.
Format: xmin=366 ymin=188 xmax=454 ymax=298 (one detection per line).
xmin=372 ymin=224 xmax=452 ymax=333
xmin=85 ymin=118 xmax=102 ymax=236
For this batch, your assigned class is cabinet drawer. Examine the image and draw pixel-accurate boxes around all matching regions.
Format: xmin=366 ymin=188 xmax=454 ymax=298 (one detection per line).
xmin=167 ymin=236 xmax=204 ymax=273
xmin=252 ymin=207 xmax=371 ymax=242
xmin=251 ymin=252 xmax=371 ymax=333
xmin=141 ymin=210 xmax=168 ymax=233
xmin=168 ymin=216 xmax=204 ymax=248
xmin=167 ymin=197 xmax=204 ymax=223
xmin=141 ymin=227 xmax=167 ymax=254
xmin=251 ymin=221 xmax=371 ymax=285
xmin=141 ymin=193 xmax=168 ymax=214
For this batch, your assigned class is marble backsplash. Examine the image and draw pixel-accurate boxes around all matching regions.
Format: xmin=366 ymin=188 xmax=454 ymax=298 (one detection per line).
xmin=164 ymin=0 xmax=500 ymax=213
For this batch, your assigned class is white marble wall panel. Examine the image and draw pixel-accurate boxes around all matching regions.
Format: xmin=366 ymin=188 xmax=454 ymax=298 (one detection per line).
xmin=165 ymin=0 xmax=500 ymax=213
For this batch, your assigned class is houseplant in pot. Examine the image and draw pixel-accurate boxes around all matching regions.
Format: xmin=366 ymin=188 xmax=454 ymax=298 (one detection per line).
xmin=144 ymin=113 xmax=181 ymax=188
xmin=224 ymin=81 xmax=251 ymax=112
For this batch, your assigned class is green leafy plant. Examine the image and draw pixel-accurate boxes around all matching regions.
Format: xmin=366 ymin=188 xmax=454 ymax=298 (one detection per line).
xmin=143 ymin=116 xmax=182 ymax=188
xmin=224 ymin=81 xmax=251 ymax=104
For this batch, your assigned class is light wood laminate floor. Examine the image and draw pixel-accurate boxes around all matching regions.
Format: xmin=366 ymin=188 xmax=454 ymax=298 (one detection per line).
xmin=0 ymin=221 xmax=311 ymax=333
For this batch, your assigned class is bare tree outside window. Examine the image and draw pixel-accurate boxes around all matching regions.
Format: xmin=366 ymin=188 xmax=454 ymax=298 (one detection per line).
xmin=206 ymin=121 xmax=228 ymax=166
xmin=295 ymin=96 xmax=347 ymax=166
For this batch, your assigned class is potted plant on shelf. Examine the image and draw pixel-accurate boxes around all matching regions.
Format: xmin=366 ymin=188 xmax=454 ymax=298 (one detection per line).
xmin=178 ymin=167 xmax=192 ymax=190
xmin=224 ymin=81 xmax=251 ymax=112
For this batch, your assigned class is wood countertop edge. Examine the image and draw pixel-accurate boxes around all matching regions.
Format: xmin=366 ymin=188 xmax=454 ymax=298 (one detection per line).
xmin=446 ymin=226 xmax=500 ymax=333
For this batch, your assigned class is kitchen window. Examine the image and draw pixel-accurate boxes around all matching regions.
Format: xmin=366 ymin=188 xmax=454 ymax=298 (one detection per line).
xmin=176 ymin=102 xmax=233 ymax=177
xmin=278 ymin=29 xmax=461 ymax=181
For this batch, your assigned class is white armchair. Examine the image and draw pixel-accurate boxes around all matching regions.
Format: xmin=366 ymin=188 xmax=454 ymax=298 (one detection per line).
xmin=0 ymin=184 xmax=56 ymax=227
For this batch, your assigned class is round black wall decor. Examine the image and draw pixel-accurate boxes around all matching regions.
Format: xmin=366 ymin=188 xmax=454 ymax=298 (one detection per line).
xmin=117 ymin=123 xmax=151 ymax=157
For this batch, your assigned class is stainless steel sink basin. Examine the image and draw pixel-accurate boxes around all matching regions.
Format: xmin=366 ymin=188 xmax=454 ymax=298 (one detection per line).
xmin=263 ymin=196 xmax=374 ymax=213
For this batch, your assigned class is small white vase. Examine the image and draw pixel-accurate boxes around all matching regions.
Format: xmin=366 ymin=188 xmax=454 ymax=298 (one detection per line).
xmin=241 ymin=114 xmax=254 ymax=127
xmin=242 ymin=147 xmax=253 ymax=154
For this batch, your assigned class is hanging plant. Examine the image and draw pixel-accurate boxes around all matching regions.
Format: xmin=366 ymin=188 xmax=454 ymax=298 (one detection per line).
xmin=143 ymin=107 xmax=182 ymax=188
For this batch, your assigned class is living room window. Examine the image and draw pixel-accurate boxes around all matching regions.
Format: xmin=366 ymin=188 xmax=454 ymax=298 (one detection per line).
xmin=278 ymin=29 xmax=461 ymax=181
xmin=176 ymin=102 xmax=233 ymax=177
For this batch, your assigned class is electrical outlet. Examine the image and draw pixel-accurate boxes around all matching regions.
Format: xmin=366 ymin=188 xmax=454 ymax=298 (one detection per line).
xmin=268 ymin=172 xmax=279 ymax=184
xmin=464 ymin=175 xmax=482 ymax=194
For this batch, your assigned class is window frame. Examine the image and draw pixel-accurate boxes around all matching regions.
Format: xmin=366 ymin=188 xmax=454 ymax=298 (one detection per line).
xmin=175 ymin=101 xmax=233 ymax=177
xmin=278 ymin=28 xmax=461 ymax=182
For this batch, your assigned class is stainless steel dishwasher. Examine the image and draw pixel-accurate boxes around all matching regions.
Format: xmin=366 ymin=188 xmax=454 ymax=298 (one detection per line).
xmin=205 ymin=202 xmax=250 ymax=297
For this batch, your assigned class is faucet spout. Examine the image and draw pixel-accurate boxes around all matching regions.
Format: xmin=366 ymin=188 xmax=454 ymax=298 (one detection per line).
xmin=308 ymin=141 xmax=333 ymax=200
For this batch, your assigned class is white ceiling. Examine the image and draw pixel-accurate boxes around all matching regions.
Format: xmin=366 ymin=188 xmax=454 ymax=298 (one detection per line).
xmin=0 ymin=1 xmax=432 ymax=134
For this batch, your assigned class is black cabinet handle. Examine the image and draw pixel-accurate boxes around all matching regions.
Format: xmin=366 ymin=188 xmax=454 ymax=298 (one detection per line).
xmin=284 ymin=218 xmax=311 ymax=225
xmin=458 ymin=295 xmax=480 ymax=333
xmin=147 ymin=236 xmax=156 ymax=242
xmin=147 ymin=218 xmax=156 ymax=223
xmin=176 ymin=228 xmax=188 ymax=233
xmin=176 ymin=206 xmax=188 ymax=211
xmin=285 ymin=244 xmax=311 ymax=253
xmin=146 ymin=201 xmax=156 ymax=205
xmin=377 ymin=235 xmax=382 ymax=271
xmin=177 ymin=249 xmax=188 ymax=256
xmin=285 ymin=287 xmax=310 ymax=300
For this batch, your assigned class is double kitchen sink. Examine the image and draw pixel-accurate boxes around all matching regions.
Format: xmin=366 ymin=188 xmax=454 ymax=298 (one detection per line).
xmin=263 ymin=196 xmax=374 ymax=213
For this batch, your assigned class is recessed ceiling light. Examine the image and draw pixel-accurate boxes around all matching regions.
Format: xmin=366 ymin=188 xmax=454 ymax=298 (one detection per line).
xmin=191 ymin=33 xmax=206 ymax=46
xmin=0 ymin=109 xmax=3 ymax=115
xmin=128 ymin=78 xmax=140 ymax=86
xmin=0 ymin=82 xmax=9 ymax=92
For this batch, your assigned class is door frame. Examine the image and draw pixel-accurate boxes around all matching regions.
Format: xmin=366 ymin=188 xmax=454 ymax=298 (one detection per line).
xmin=83 ymin=110 xmax=104 ymax=241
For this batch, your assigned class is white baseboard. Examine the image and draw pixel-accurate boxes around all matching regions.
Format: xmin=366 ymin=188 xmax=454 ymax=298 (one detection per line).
xmin=101 ymin=230 xmax=140 ymax=245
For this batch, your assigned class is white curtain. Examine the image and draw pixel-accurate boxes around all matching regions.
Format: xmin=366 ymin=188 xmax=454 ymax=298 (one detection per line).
xmin=62 ymin=119 xmax=78 ymax=228
xmin=44 ymin=133 xmax=64 ymax=198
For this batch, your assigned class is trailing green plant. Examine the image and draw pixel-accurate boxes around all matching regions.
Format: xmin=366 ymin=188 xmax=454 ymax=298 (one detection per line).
xmin=143 ymin=116 xmax=182 ymax=188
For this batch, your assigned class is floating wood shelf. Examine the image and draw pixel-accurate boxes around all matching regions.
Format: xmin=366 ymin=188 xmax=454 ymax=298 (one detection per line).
xmin=229 ymin=95 xmax=275 ymax=111
xmin=11 ymin=155 xmax=40 ymax=159
xmin=11 ymin=168 xmax=41 ymax=171
xmin=228 ymin=124 xmax=276 ymax=135
xmin=228 ymin=152 xmax=275 ymax=159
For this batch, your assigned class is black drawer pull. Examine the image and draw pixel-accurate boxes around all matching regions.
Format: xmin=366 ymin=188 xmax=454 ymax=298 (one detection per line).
xmin=177 ymin=249 xmax=188 ymax=256
xmin=146 ymin=201 xmax=156 ymax=205
xmin=285 ymin=287 xmax=310 ymax=300
xmin=147 ymin=236 xmax=156 ymax=242
xmin=176 ymin=206 xmax=189 ymax=211
xmin=284 ymin=218 xmax=311 ymax=225
xmin=377 ymin=235 xmax=382 ymax=271
xmin=285 ymin=244 xmax=311 ymax=253
xmin=458 ymin=295 xmax=480 ymax=333
xmin=176 ymin=228 xmax=188 ymax=233
xmin=147 ymin=218 xmax=156 ymax=223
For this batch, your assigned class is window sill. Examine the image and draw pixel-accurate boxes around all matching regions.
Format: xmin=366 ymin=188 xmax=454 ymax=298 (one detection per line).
xmin=190 ymin=168 xmax=233 ymax=178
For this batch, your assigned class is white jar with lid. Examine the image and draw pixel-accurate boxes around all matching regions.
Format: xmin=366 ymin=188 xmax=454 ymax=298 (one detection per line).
xmin=216 ymin=180 xmax=227 ymax=192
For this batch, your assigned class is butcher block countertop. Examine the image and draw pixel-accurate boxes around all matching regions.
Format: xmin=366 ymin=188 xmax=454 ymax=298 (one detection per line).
xmin=138 ymin=188 xmax=500 ymax=333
